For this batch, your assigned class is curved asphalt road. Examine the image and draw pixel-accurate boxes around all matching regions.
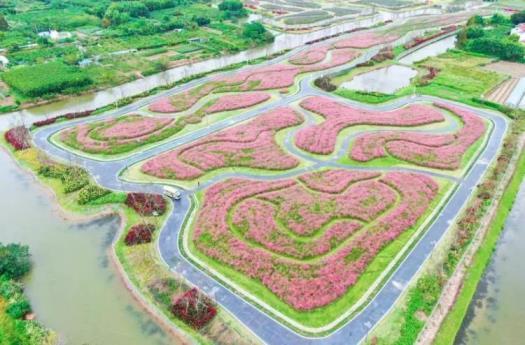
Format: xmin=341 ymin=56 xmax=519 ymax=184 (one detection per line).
xmin=30 ymin=33 xmax=508 ymax=345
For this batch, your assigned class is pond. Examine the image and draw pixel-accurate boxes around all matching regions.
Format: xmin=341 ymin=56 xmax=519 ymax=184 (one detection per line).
xmin=398 ymin=34 xmax=457 ymax=65
xmin=340 ymin=64 xmax=417 ymax=94
xmin=0 ymin=149 xmax=172 ymax=345
xmin=455 ymin=181 xmax=525 ymax=344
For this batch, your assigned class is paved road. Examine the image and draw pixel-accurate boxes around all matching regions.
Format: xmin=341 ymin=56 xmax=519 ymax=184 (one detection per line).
xmin=30 ymin=32 xmax=508 ymax=345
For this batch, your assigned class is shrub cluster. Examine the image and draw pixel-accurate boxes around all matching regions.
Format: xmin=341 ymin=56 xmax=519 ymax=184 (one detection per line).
xmin=77 ymin=185 xmax=111 ymax=205
xmin=4 ymin=126 xmax=31 ymax=150
xmin=124 ymin=224 xmax=156 ymax=246
xmin=38 ymin=164 xmax=89 ymax=193
xmin=171 ymin=288 xmax=217 ymax=329
xmin=33 ymin=110 xmax=93 ymax=128
xmin=125 ymin=193 xmax=166 ymax=216
xmin=0 ymin=243 xmax=31 ymax=280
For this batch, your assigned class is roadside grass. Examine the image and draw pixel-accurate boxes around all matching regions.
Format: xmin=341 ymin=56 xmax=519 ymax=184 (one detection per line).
xmin=433 ymin=147 xmax=525 ymax=345
xmin=182 ymin=177 xmax=453 ymax=334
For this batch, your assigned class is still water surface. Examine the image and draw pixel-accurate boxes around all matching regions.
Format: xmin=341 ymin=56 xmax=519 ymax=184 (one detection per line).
xmin=341 ymin=65 xmax=417 ymax=94
xmin=456 ymin=181 xmax=525 ymax=344
xmin=0 ymin=149 xmax=172 ymax=345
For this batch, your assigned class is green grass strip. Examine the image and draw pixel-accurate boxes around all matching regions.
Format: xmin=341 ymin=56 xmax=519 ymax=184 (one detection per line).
xmin=433 ymin=146 xmax=525 ymax=345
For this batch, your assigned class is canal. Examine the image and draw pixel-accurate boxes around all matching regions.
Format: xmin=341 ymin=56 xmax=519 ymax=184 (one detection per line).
xmin=456 ymin=181 xmax=525 ymax=344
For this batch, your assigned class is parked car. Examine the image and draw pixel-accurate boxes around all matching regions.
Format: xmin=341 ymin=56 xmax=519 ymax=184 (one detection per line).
xmin=163 ymin=186 xmax=181 ymax=200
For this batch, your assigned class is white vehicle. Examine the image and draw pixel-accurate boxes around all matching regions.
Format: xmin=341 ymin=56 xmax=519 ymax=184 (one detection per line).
xmin=163 ymin=186 xmax=181 ymax=200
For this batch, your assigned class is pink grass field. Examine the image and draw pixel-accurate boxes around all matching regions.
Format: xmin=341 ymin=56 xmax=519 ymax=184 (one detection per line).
xmin=295 ymin=96 xmax=446 ymax=154
xmin=193 ymin=169 xmax=438 ymax=310
xmin=350 ymin=103 xmax=486 ymax=169
xmin=333 ymin=31 xmax=400 ymax=49
xmin=204 ymin=92 xmax=271 ymax=113
xmin=59 ymin=115 xmax=176 ymax=153
xmin=148 ymin=48 xmax=360 ymax=114
xmin=141 ymin=107 xmax=303 ymax=180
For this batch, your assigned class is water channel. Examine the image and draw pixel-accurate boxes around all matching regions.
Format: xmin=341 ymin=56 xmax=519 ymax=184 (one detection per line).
xmin=455 ymin=181 xmax=525 ymax=345
xmin=0 ymin=149 xmax=171 ymax=345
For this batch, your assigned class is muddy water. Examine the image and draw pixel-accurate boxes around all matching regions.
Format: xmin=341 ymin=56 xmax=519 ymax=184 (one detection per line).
xmin=455 ymin=181 xmax=525 ymax=344
xmin=341 ymin=65 xmax=417 ymax=94
xmin=0 ymin=149 xmax=172 ymax=345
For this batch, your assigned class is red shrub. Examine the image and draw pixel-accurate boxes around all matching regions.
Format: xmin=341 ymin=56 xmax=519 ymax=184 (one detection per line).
xmin=5 ymin=126 xmax=31 ymax=150
xmin=125 ymin=193 xmax=166 ymax=216
xmin=124 ymin=224 xmax=155 ymax=246
xmin=171 ymin=288 xmax=217 ymax=329
xmin=64 ymin=110 xmax=92 ymax=120
xmin=34 ymin=117 xmax=60 ymax=127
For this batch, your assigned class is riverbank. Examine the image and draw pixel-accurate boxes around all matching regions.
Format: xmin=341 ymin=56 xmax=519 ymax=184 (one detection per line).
xmin=431 ymin=137 xmax=525 ymax=344
xmin=0 ymin=140 xmax=259 ymax=345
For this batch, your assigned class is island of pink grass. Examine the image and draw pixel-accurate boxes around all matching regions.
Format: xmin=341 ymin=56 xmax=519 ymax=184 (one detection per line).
xmin=193 ymin=169 xmax=439 ymax=310
xmin=350 ymin=103 xmax=486 ymax=169
xmin=333 ymin=32 xmax=399 ymax=49
xmin=205 ymin=92 xmax=271 ymax=113
xmin=58 ymin=115 xmax=177 ymax=154
xmin=141 ymin=107 xmax=303 ymax=180
xmin=295 ymin=96 xmax=446 ymax=155
xmin=289 ymin=46 xmax=330 ymax=65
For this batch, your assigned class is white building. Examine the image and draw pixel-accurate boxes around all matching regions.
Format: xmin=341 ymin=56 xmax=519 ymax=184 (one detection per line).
xmin=0 ymin=55 xmax=8 ymax=69
xmin=511 ymin=23 xmax=525 ymax=43
xmin=38 ymin=30 xmax=72 ymax=41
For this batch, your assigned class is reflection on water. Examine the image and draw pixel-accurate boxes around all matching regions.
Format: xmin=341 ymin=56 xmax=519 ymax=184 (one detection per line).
xmin=341 ymin=65 xmax=417 ymax=94
xmin=455 ymin=182 xmax=525 ymax=345
xmin=0 ymin=149 xmax=171 ymax=345
xmin=398 ymin=35 xmax=457 ymax=65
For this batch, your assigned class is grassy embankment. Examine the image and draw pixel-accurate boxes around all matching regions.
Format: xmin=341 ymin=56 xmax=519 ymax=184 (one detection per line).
xmin=433 ymin=144 xmax=525 ymax=344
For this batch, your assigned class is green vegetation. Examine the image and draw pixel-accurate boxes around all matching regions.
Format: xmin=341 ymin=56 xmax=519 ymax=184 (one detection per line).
xmin=457 ymin=14 xmax=525 ymax=62
xmin=0 ymin=243 xmax=55 ymax=345
xmin=2 ymin=61 xmax=92 ymax=98
xmin=416 ymin=50 xmax=504 ymax=103
xmin=242 ymin=22 xmax=274 ymax=44
xmin=0 ymin=0 xmax=274 ymax=106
